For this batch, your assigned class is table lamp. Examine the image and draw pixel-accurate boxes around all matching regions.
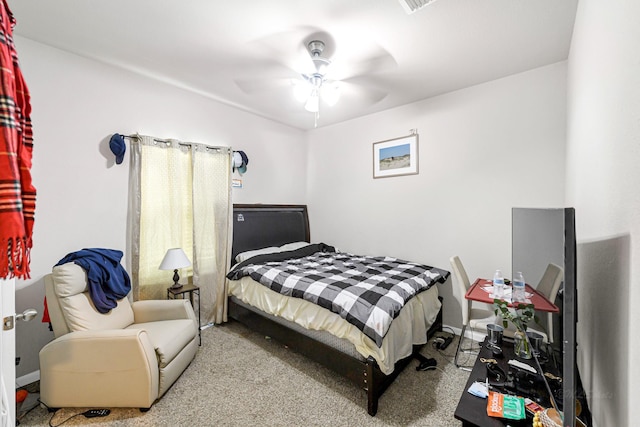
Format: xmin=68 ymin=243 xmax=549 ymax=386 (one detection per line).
xmin=159 ymin=248 xmax=191 ymax=290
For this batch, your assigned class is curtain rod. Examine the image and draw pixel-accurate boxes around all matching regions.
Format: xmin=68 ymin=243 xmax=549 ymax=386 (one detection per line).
xmin=122 ymin=133 xmax=228 ymax=152
xmin=176 ymin=141 xmax=225 ymax=152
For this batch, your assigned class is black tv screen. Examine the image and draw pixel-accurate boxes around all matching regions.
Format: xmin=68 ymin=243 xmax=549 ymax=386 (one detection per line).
xmin=562 ymin=208 xmax=577 ymax=427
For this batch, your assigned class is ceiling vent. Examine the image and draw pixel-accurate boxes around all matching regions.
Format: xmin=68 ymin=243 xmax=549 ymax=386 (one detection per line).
xmin=398 ymin=0 xmax=438 ymax=14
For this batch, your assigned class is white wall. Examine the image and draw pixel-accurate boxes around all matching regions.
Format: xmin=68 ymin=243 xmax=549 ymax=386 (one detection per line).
xmin=307 ymin=63 xmax=567 ymax=328
xmin=13 ymin=37 xmax=307 ymax=378
xmin=566 ymin=1 xmax=640 ymax=425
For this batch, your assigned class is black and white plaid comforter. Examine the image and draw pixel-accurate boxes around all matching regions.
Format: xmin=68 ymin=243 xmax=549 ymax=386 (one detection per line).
xmin=227 ymin=244 xmax=449 ymax=347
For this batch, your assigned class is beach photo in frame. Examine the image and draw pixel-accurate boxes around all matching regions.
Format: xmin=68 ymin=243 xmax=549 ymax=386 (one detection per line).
xmin=372 ymin=134 xmax=419 ymax=178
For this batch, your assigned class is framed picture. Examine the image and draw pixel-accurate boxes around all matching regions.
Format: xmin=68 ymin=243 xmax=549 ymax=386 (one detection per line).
xmin=372 ymin=134 xmax=419 ymax=178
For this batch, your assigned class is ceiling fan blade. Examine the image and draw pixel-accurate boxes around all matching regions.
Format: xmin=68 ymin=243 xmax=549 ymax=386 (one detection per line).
xmin=239 ymin=28 xmax=393 ymax=110
xmin=245 ymin=26 xmax=324 ymax=75
xmin=329 ymin=50 xmax=397 ymax=81
xmin=339 ymin=79 xmax=389 ymax=105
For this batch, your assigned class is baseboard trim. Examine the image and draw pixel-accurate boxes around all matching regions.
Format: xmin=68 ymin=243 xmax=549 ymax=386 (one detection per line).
xmin=443 ymin=324 xmax=487 ymax=343
xmin=16 ymin=370 xmax=39 ymax=388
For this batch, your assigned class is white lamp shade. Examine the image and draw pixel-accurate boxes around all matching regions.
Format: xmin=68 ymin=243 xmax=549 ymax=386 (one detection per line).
xmin=304 ymin=93 xmax=320 ymax=112
xmin=159 ymin=248 xmax=191 ymax=270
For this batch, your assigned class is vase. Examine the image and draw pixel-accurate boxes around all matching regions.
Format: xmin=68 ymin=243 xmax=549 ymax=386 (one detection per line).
xmin=513 ymin=330 xmax=532 ymax=359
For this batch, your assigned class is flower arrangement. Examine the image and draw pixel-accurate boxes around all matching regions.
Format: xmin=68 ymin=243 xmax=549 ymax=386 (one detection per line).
xmin=492 ymin=299 xmax=536 ymax=332
xmin=493 ymin=299 xmax=538 ymax=358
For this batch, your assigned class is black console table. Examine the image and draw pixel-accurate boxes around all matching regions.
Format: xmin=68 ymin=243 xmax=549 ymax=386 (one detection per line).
xmin=454 ymin=338 xmax=553 ymax=427
xmin=454 ymin=337 xmax=593 ymax=427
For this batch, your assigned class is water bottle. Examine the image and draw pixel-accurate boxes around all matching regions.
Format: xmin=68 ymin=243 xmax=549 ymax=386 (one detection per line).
xmin=493 ymin=269 xmax=505 ymax=299
xmin=512 ymin=271 xmax=526 ymax=303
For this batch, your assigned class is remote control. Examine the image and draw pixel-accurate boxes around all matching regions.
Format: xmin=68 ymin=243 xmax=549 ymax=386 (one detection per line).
xmin=84 ymin=409 xmax=111 ymax=418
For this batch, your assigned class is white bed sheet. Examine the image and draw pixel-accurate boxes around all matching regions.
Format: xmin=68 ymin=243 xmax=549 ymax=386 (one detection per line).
xmin=228 ymin=276 xmax=441 ymax=375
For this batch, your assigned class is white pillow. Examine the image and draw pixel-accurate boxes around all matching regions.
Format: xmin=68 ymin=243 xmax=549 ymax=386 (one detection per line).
xmin=279 ymin=241 xmax=311 ymax=251
xmin=235 ymin=241 xmax=311 ymax=263
xmin=235 ymin=246 xmax=279 ymax=263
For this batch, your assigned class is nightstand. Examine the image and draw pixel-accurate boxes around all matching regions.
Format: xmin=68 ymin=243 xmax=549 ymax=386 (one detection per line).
xmin=167 ymin=283 xmax=201 ymax=345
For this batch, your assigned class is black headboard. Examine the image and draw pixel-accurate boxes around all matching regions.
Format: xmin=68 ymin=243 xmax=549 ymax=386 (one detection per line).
xmin=231 ymin=204 xmax=310 ymax=264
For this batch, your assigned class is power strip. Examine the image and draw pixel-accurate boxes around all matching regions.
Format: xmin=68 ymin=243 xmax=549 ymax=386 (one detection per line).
xmin=433 ymin=335 xmax=453 ymax=350
xmin=439 ymin=336 xmax=453 ymax=350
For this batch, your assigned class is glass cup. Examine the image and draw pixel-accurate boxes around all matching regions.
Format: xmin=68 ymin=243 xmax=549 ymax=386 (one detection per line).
xmin=526 ymin=331 xmax=545 ymax=356
xmin=487 ymin=324 xmax=504 ymax=345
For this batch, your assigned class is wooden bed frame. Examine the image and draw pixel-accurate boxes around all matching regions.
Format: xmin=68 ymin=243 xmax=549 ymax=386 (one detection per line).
xmin=227 ymin=204 xmax=443 ymax=416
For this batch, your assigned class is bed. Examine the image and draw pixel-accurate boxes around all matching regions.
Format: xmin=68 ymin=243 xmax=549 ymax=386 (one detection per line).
xmin=226 ymin=204 xmax=448 ymax=416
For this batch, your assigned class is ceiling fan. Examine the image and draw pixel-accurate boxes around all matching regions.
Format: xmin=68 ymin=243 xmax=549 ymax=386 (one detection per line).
xmin=235 ymin=29 xmax=396 ymax=127
xmin=292 ymin=40 xmax=341 ymax=118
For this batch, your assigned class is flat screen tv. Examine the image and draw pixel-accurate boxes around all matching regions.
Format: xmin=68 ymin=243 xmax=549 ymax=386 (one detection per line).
xmin=512 ymin=207 xmax=590 ymax=427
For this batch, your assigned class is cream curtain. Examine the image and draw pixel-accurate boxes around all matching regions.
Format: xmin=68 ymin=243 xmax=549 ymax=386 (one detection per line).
xmin=128 ymin=134 xmax=232 ymax=325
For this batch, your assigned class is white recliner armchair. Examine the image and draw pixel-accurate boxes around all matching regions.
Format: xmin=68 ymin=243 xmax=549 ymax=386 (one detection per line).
xmin=39 ymin=262 xmax=199 ymax=410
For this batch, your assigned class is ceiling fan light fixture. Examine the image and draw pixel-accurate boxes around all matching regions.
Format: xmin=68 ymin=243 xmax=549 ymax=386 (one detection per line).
xmin=293 ymin=40 xmax=342 ymax=122
xmin=304 ymin=93 xmax=319 ymax=113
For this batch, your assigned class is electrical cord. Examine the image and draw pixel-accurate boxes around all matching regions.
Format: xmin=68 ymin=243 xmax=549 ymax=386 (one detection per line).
xmin=441 ymin=326 xmax=456 ymax=336
xmin=49 ymin=411 xmax=85 ymax=427
xmin=433 ymin=345 xmax=456 ymax=359
xmin=40 ymin=399 xmax=111 ymax=426
xmin=38 ymin=399 xmax=82 ymax=427
xmin=16 ymin=397 xmax=40 ymax=422
xmin=420 ymin=364 xmax=451 ymax=377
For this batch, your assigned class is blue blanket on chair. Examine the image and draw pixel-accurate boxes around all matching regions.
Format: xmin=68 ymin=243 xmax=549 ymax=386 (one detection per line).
xmin=56 ymin=248 xmax=131 ymax=313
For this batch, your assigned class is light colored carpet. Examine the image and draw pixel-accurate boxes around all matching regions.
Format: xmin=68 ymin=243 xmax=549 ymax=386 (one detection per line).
xmin=18 ymin=321 xmax=473 ymax=426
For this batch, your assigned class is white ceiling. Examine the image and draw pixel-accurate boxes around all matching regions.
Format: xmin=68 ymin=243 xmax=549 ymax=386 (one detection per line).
xmin=7 ymin=0 xmax=577 ymax=131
